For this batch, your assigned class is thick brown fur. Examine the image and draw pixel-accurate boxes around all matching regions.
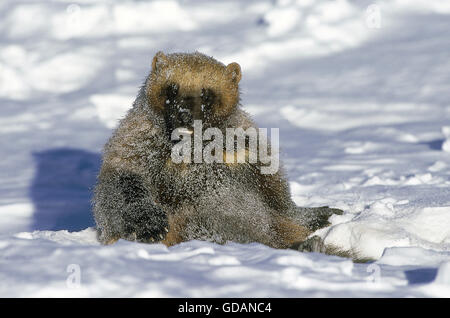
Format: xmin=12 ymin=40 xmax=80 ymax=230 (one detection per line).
xmin=93 ymin=51 xmax=345 ymax=257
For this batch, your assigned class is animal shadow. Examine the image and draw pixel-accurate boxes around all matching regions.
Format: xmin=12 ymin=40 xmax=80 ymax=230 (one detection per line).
xmin=30 ymin=148 xmax=101 ymax=231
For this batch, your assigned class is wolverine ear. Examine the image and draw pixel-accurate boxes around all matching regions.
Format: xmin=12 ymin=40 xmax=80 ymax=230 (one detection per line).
xmin=152 ymin=51 xmax=168 ymax=73
xmin=226 ymin=62 xmax=241 ymax=84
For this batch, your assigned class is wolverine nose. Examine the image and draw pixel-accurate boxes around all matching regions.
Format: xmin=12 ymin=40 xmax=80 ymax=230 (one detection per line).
xmin=178 ymin=110 xmax=193 ymax=126
xmin=182 ymin=96 xmax=196 ymax=109
xmin=178 ymin=95 xmax=202 ymax=125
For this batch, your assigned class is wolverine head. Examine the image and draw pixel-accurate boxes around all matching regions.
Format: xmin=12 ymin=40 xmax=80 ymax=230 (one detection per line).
xmin=146 ymin=51 xmax=241 ymax=138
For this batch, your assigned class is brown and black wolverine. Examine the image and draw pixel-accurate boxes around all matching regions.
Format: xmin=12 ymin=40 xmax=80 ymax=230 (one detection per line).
xmin=93 ymin=51 xmax=343 ymax=254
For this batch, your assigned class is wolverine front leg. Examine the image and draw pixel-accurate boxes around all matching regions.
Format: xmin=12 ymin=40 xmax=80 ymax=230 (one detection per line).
xmin=256 ymin=170 xmax=343 ymax=232
xmin=93 ymin=167 xmax=168 ymax=244
xmin=284 ymin=207 xmax=343 ymax=254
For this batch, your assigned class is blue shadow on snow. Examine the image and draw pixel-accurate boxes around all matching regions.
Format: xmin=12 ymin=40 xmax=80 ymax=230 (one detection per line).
xmin=404 ymin=268 xmax=438 ymax=285
xmin=30 ymin=148 xmax=101 ymax=231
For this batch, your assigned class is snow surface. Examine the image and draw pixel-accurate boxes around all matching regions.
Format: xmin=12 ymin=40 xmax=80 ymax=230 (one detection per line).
xmin=0 ymin=0 xmax=449 ymax=297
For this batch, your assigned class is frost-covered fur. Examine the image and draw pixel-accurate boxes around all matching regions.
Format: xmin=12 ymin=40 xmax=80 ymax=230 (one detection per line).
xmin=93 ymin=51 xmax=342 ymax=252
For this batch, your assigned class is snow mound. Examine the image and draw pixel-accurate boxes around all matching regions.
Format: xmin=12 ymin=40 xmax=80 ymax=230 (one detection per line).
xmin=320 ymin=204 xmax=450 ymax=259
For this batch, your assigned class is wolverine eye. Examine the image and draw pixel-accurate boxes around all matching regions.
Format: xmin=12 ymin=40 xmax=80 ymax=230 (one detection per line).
xmin=165 ymin=83 xmax=179 ymax=100
xmin=201 ymin=88 xmax=215 ymax=109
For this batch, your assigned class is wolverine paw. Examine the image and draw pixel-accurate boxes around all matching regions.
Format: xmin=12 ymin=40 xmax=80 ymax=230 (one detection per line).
xmin=133 ymin=226 xmax=169 ymax=244
xmin=291 ymin=236 xmax=327 ymax=253
xmin=301 ymin=206 xmax=343 ymax=231
xmin=124 ymin=224 xmax=169 ymax=244
xmin=122 ymin=200 xmax=169 ymax=244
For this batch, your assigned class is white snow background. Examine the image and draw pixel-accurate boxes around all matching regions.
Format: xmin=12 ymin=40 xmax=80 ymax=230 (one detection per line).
xmin=0 ymin=0 xmax=450 ymax=297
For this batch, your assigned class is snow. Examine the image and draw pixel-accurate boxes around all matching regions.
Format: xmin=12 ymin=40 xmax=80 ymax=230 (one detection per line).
xmin=435 ymin=262 xmax=450 ymax=285
xmin=0 ymin=0 xmax=450 ymax=297
xmin=1 ymin=230 xmax=449 ymax=297
xmin=442 ymin=126 xmax=450 ymax=152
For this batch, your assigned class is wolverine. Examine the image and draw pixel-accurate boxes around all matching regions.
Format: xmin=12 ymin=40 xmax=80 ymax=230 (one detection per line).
xmin=93 ymin=51 xmax=343 ymax=254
